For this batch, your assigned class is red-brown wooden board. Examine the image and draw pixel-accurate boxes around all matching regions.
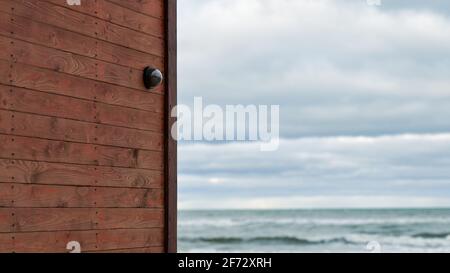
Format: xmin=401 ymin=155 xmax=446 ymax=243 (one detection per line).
xmin=0 ymin=11 xmax=165 ymax=70
xmin=108 ymin=0 xmax=164 ymax=19
xmin=0 ymin=134 xmax=164 ymax=169
xmin=0 ymin=83 xmax=164 ymax=131
xmin=0 ymin=228 xmax=164 ymax=253
xmin=44 ymin=0 xmax=164 ymax=37
xmin=0 ymin=0 xmax=176 ymax=253
xmin=0 ymin=109 xmax=164 ymax=151
xmin=0 ymin=0 xmax=164 ymax=56
xmin=0 ymin=159 xmax=164 ymax=189
xmin=0 ymin=183 xmax=164 ymax=208
xmin=0 ymin=35 xmax=163 ymax=91
xmin=0 ymin=208 xmax=164 ymax=232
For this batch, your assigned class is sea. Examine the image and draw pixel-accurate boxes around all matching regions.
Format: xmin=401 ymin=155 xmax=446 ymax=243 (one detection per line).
xmin=178 ymin=209 xmax=450 ymax=253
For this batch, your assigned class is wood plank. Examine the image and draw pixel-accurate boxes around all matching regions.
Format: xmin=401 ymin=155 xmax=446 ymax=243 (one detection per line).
xmin=8 ymin=230 xmax=98 ymax=253
xmin=95 ymin=122 xmax=163 ymax=151
xmin=0 ymin=0 xmax=164 ymax=56
xmin=0 ymin=159 xmax=164 ymax=188
xmin=0 ymin=134 xmax=141 ymax=168
xmin=0 ymin=183 xmax=164 ymax=208
xmin=87 ymin=246 xmax=164 ymax=253
xmin=96 ymin=101 xmax=164 ymax=132
xmin=98 ymin=38 xmax=164 ymax=74
xmin=0 ymin=208 xmax=163 ymax=232
xmin=95 ymin=208 xmax=164 ymax=229
xmin=0 ymin=134 xmax=164 ymax=170
xmin=0 ymin=84 xmax=164 ymax=132
xmin=0 ymin=35 xmax=161 ymax=91
xmin=0 ymin=228 xmax=163 ymax=252
xmin=0 ymin=234 xmax=13 ymax=253
xmin=0 ymin=210 xmax=13 ymax=232
xmin=97 ymin=228 xmax=164 ymax=251
xmin=0 ymin=57 xmax=164 ymax=112
xmin=137 ymin=150 xmax=164 ymax=170
xmin=0 ymin=84 xmax=96 ymax=123
xmin=100 ymin=0 xmax=164 ymax=37
xmin=0 ymin=11 xmax=164 ymax=70
xmin=0 ymin=109 xmax=163 ymax=151
xmin=4 ymin=208 xmax=94 ymax=232
xmin=44 ymin=0 xmax=164 ymax=37
xmin=108 ymin=0 xmax=164 ymax=19
xmin=0 ymin=10 xmax=96 ymax=58
xmin=0 ymin=58 xmax=164 ymax=113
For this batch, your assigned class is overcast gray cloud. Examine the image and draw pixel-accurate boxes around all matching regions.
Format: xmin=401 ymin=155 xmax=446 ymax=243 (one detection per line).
xmin=179 ymin=0 xmax=450 ymax=137
xmin=179 ymin=134 xmax=450 ymax=209
xmin=178 ymin=0 xmax=450 ymax=209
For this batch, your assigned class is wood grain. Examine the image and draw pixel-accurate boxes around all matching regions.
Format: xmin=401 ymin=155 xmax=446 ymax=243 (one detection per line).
xmin=108 ymin=0 xmax=164 ymax=19
xmin=0 ymin=0 xmax=170 ymax=253
xmin=0 ymin=84 xmax=164 ymax=132
xmin=87 ymin=246 xmax=164 ymax=253
xmin=0 ymin=159 xmax=164 ymax=188
xmin=0 ymin=35 xmax=163 ymax=91
xmin=0 ymin=134 xmax=165 ymax=169
xmin=0 ymin=228 xmax=163 ymax=252
xmin=0 ymin=11 xmax=164 ymax=69
xmin=0 ymin=109 xmax=163 ymax=150
xmin=0 ymin=0 xmax=164 ymax=56
xmin=0 ymin=208 xmax=163 ymax=232
xmin=0 ymin=59 xmax=164 ymax=113
xmin=44 ymin=0 xmax=164 ymax=37
xmin=0 ymin=183 xmax=164 ymax=208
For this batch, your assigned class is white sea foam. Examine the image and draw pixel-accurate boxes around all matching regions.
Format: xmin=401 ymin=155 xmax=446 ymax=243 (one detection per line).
xmin=343 ymin=234 xmax=450 ymax=248
xmin=179 ymin=210 xmax=450 ymax=253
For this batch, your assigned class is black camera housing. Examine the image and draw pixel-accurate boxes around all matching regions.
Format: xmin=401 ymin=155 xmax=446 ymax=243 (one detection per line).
xmin=143 ymin=67 xmax=163 ymax=90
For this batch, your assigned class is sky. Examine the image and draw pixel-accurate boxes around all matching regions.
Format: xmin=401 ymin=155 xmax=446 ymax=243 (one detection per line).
xmin=178 ymin=0 xmax=450 ymax=209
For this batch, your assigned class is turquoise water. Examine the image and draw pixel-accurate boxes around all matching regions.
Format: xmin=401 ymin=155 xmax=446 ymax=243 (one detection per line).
xmin=178 ymin=209 xmax=450 ymax=253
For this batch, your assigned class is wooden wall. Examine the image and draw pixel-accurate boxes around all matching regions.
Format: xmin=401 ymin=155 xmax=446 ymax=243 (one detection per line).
xmin=0 ymin=0 xmax=176 ymax=253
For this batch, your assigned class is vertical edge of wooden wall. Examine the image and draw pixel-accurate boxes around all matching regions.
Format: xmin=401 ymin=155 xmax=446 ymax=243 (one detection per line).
xmin=165 ymin=0 xmax=177 ymax=253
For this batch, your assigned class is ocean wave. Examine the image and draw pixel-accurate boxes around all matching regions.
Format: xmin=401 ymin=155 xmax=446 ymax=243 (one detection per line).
xmin=180 ymin=236 xmax=353 ymax=245
xmin=180 ymin=233 xmax=450 ymax=249
xmin=412 ymin=232 xmax=450 ymax=239
xmin=344 ymin=234 xmax=450 ymax=248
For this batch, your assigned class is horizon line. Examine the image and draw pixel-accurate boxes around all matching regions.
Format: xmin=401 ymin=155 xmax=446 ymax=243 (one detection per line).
xmin=179 ymin=207 xmax=450 ymax=211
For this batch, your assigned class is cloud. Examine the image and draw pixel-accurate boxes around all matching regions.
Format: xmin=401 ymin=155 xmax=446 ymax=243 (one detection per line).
xmin=178 ymin=0 xmax=450 ymax=209
xmin=179 ymin=133 xmax=450 ymax=209
xmin=179 ymin=195 xmax=450 ymax=210
xmin=179 ymin=0 xmax=450 ymax=138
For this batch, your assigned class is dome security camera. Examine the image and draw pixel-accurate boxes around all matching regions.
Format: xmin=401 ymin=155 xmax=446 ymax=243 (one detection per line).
xmin=143 ymin=67 xmax=163 ymax=90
